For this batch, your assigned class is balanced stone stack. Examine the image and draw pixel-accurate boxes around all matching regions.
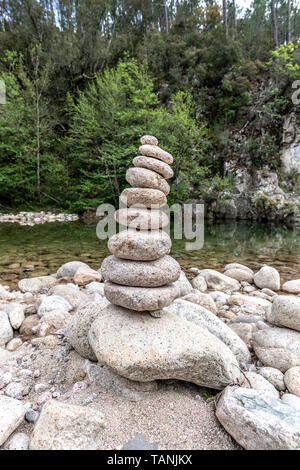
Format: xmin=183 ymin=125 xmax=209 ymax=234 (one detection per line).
xmin=101 ymin=135 xmax=181 ymax=315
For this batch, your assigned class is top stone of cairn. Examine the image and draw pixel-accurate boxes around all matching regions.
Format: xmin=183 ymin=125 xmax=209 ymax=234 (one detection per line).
xmin=140 ymin=135 xmax=158 ymax=146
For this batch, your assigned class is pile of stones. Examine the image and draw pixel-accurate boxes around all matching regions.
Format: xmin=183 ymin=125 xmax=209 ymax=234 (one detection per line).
xmin=101 ymin=134 xmax=181 ymax=315
xmin=0 ymin=212 xmax=79 ymax=226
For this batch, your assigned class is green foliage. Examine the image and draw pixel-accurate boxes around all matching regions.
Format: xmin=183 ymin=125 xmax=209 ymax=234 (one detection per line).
xmin=247 ymin=133 xmax=279 ymax=168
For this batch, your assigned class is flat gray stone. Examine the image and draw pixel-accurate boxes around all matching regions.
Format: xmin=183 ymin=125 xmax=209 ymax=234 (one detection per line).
xmin=115 ymin=208 xmax=169 ymax=230
xmin=108 ymin=229 xmax=171 ymax=261
xmin=104 ymin=281 xmax=179 ymax=311
xmin=165 ymin=299 xmax=251 ymax=365
xmin=88 ymin=303 xmax=242 ymax=390
xmin=57 ymin=261 xmax=89 ymax=278
xmin=101 ymin=255 xmax=180 ymax=287
xmin=126 ymin=167 xmax=170 ymax=195
xmin=120 ymin=188 xmax=167 ymax=208
xmin=139 ymin=144 xmax=173 ymax=164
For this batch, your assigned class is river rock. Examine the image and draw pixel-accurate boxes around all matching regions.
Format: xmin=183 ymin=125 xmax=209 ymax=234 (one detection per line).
xmin=252 ymin=325 xmax=300 ymax=372
xmin=198 ymin=269 xmax=240 ymax=293
xmin=104 ymin=281 xmax=179 ymax=311
xmin=257 ymin=367 xmax=286 ymax=391
xmin=115 ymin=208 xmax=169 ymax=230
xmin=282 ymin=279 xmax=300 ymax=294
xmin=38 ymin=310 xmax=72 ymax=334
xmin=57 ymin=261 xmax=89 ymax=279
xmin=101 ymin=255 xmax=180 ymax=288
xmin=253 ymin=265 xmax=280 ymax=291
xmin=120 ymin=188 xmax=167 ymax=208
xmin=224 ymin=268 xmax=253 ymax=283
xmin=29 ymin=400 xmax=106 ymax=450
xmin=18 ymin=276 xmax=57 ymax=294
xmin=229 ymin=323 xmax=253 ymax=348
xmin=126 ymin=167 xmax=170 ymax=195
xmin=133 ymin=156 xmax=173 ymax=179
xmin=284 ymin=367 xmax=300 ymax=397
xmin=173 ymin=271 xmax=193 ymax=297
xmin=0 ymin=396 xmax=26 ymax=446
xmin=139 ymin=144 xmax=173 ymax=164
xmin=48 ymin=284 xmax=85 ymax=309
xmin=74 ymin=266 xmax=101 ymax=285
xmin=281 ymin=393 xmax=300 ymax=410
xmin=224 ymin=263 xmax=254 ymax=274
xmin=267 ymin=295 xmax=300 ymax=331
xmin=240 ymin=371 xmax=279 ymax=397
xmin=66 ymin=294 xmax=110 ymax=361
xmin=108 ymin=229 xmax=171 ymax=261
xmin=85 ymin=282 xmax=104 ymax=296
xmin=182 ymin=291 xmax=217 ymax=313
xmin=165 ymin=299 xmax=251 ymax=364
xmin=19 ymin=314 xmax=39 ymax=338
xmin=3 ymin=303 xmax=25 ymax=329
xmin=0 ymin=311 xmax=13 ymax=347
xmin=229 ymin=293 xmax=271 ymax=309
xmin=216 ymin=386 xmax=300 ymax=450
xmin=191 ymin=274 xmax=207 ymax=292
xmin=6 ymin=338 xmax=22 ymax=352
xmin=37 ymin=296 xmax=72 ymax=317
xmin=88 ymin=303 xmax=241 ymax=389
xmin=140 ymin=135 xmax=158 ymax=146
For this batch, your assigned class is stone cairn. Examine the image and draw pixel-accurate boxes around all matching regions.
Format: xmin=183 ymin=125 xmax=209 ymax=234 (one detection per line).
xmin=101 ymin=135 xmax=181 ymax=316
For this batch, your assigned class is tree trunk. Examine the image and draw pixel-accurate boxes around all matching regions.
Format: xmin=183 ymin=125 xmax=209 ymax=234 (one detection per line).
xmin=287 ymin=0 xmax=291 ymax=42
xmin=233 ymin=0 xmax=237 ymax=38
xmin=223 ymin=0 xmax=228 ymax=36
xmin=163 ymin=0 xmax=168 ymax=35
xmin=271 ymin=0 xmax=279 ymax=47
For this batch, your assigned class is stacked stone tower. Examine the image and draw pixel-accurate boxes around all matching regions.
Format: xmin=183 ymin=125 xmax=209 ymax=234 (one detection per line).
xmin=101 ymin=135 xmax=181 ymax=315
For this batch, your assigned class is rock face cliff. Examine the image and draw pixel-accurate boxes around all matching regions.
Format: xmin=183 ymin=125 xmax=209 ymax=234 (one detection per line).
xmin=193 ymin=102 xmax=300 ymax=227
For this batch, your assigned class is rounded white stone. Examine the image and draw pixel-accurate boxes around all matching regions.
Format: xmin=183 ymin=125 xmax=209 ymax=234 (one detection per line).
xmin=108 ymin=229 xmax=171 ymax=261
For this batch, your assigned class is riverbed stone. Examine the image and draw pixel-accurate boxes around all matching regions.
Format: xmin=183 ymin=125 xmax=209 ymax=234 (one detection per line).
xmin=101 ymin=255 xmax=180 ymax=287
xmin=191 ymin=274 xmax=208 ymax=292
xmin=224 ymin=263 xmax=254 ymax=274
xmin=252 ymin=325 xmax=300 ymax=372
xmin=229 ymin=293 xmax=271 ymax=309
xmin=3 ymin=303 xmax=25 ymax=329
xmin=115 ymin=208 xmax=169 ymax=230
xmin=240 ymin=371 xmax=279 ymax=397
xmin=229 ymin=323 xmax=253 ymax=348
xmin=216 ymin=386 xmax=300 ymax=450
xmin=253 ymin=265 xmax=280 ymax=291
xmin=126 ymin=167 xmax=170 ymax=195
xmin=281 ymin=393 xmax=300 ymax=410
xmin=139 ymin=144 xmax=173 ymax=165
xmin=104 ymin=281 xmax=179 ymax=311
xmin=6 ymin=432 xmax=29 ymax=450
xmin=18 ymin=276 xmax=57 ymax=294
xmin=182 ymin=291 xmax=217 ymax=313
xmin=257 ymin=367 xmax=286 ymax=391
xmin=48 ymin=284 xmax=85 ymax=309
xmin=66 ymin=294 xmax=110 ymax=361
xmin=173 ymin=271 xmax=193 ymax=297
xmin=37 ymin=295 xmax=72 ymax=317
xmin=140 ymin=135 xmax=158 ymax=146
xmin=73 ymin=266 xmax=101 ymax=286
xmin=284 ymin=367 xmax=300 ymax=397
xmin=224 ymin=268 xmax=253 ymax=283
xmin=6 ymin=338 xmax=22 ymax=352
xmin=0 ymin=311 xmax=13 ymax=347
xmin=198 ymin=269 xmax=240 ymax=293
xmin=120 ymin=188 xmax=167 ymax=208
xmin=0 ymin=396 xmax=27 ymax=446
xmin=165 ymin=299 xmax=251 ymax=364
xmin=267 ymin=295 xmax=300 ymax=331
xmin=19 ymin=314 xmax=39 ymax=338
xmin=85 ymin=282 xmax=104 ymax=296
xmin=88 ymin=303 xmax=241 ymax=389
xmin=133 ymin=156 xmax=173 ymax=179
xmin=108 ymin=229 xmax=171 ymax=261
xmin=57 ymin=261 xmax=89 ymax=279
xmin=282 ymin=279 xmax=300 ymax=294
xmin=29 ymin=400 xmax=106 ymax=450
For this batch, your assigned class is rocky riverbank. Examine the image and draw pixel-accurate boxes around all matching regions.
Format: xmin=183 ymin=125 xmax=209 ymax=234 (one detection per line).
xmin=0 ymin=212 xmax=79 ymax=226
xmin=0 ymin=259 xmax=300 ymax=449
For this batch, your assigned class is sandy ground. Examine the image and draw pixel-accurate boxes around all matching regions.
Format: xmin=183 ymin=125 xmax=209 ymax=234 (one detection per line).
xmin=0 ymin=338 xmax=240 ymax=450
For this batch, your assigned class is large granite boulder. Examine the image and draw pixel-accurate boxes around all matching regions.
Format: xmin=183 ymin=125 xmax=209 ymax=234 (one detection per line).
xmin=267 ymin=295 xmax=300 ymax=332
xmin=88 ymin=303 xmax=242 ymax=390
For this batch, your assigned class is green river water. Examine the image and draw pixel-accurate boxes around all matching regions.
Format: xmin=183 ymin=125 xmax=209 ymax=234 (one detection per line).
xmin=0 ymin=220 xmax=300 ymax=288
